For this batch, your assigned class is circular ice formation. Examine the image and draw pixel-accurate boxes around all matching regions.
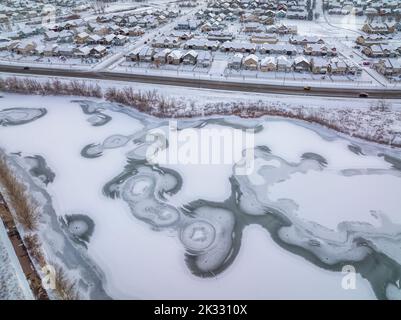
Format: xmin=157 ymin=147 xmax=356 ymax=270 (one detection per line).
xmin=152 ymin=203 xmax=180 ymax=226
xmin=184 ymin=207 xmax=235 ymax=273
xmin=181 ymin=221 xmax=216 ymax=251
xmin=0 ymin=108 xmax=46 ymax=126
xmin=68 ymin=220 xmax=89 ymax=237
xmin=122 ymin=175 xmax=155 ymax=201
xmin=126 ymin=144 xmax=150 ymax=160
xmin=81 ymin=144 xmax=103 ymax=158
xmin=87 ymin=114 xmax=111 ymax=127
xmin=63 ymin=214 xmax=95 ymax=245
xmin=130 ymin=200 xmax=180 ymax=227
xmin=103 ymin=135 xmax=130 ymax=149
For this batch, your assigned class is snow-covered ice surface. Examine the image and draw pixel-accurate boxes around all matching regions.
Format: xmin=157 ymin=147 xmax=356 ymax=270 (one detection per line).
xmin=0 ymin=94 xmax=401 ymax=300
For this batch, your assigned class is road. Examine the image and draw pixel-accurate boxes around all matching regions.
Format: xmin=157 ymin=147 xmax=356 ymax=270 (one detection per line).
xmin=0 ymin=64 xmax=400 ymax=99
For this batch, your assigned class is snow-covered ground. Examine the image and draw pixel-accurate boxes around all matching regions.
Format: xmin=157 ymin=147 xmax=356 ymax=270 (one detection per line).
xmin=0 ymin=92 xmax=400 ymax=299
xmin=0 ymin=220 xmax=34 ymax=300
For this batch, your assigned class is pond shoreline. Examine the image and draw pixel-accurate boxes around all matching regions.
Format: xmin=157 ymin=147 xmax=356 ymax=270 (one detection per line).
xmin=1 ymin=76 xmax=400 ymax=149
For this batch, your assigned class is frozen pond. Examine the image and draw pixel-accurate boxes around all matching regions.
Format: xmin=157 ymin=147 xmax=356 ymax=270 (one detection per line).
xmin=0 ymin=94 xmax=400 ymax=300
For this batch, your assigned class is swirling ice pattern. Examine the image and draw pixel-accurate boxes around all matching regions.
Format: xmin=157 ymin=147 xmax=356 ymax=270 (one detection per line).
xmin=81 ymin=108 xmax=401 ymax=300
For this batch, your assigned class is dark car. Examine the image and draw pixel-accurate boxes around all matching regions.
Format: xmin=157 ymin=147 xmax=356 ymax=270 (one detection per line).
xmin=23 ymin=66 xmax=30 ymax=70
xmin=304 ymin=86 xmax=311 ymax=91
xmin=359 ymin=92 xmax=369 ymax=98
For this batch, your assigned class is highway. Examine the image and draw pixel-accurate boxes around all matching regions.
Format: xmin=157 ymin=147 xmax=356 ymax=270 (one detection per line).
xmin=0 ymin=64 xmax=400 ymax=99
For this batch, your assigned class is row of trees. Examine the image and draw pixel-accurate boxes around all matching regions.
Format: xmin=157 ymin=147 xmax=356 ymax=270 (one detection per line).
xmin=0 ymin=77 xmax=102 ymax=98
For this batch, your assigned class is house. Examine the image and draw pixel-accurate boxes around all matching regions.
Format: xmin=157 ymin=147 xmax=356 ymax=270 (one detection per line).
xmin=184 ymin=38 xmax=220 ymax=51
xmin=243 ymin=23 xmax=264 ymax=33
xmin=362 ymin=22 xmax=394 ymax=34
xmin=243 ymin=54 xmax=259 ymax=70
xmin=311 ymin=57 xmax=329 ymax=74
xmin=169 ymin=31 xmax=194 ymax=41
xmin=250 ymin=34 xmax=278 ymax=44
xmin=286 ymin=11 xmax=308 ymax=20
xmin=153 ymin=48 xmax=171 ymax=65
xmin=260 ymin=56 xmax=276 ymax=72
xmin=241 ymin=13 xmax=259 ymax=23
xmin=60 ymin=20 xmax=79 ymax=31
xmin=293 ymin=56 xmax=310 ymax=72
xmin=17 ymin=27 xmax=38 ymax=39
xmin=364 ymin=8 xmax=378 ymax=16
xmin=129 ymin=26 xmax=144 ymax=37
xmin=362 ymin=44 xmax=384 ymax=57
xmin=96 ymin=15 xmax=110 ymax=23
xmin=182 ymin=50 xmax=198 ymax=65
xmin=58 ymin=44 xmax=75 ymax=57
xmin=87 ymin=34 xmax=102 ymax=45
xmin=13 ymin=40 xmax=37 ymax=55
xmin=381 ymin=44 xmax=399 ymax=57
xmin=304 ymin=44 xmax=329 ymax=56
xmin=102 ymin=34 xmax=116 ymax=46
xmin=276 ymin=55 xmax=292 ymax=72
xmin=44 ymin=31 xmax=59 ymax=42
xmin=94 ymin=26 xmax=110 ymax=36
xmin=126 ymin=47 xmax=141 ymax=62
xmin=167 ymin=50 xmax=183 ymax=65
xmin=34 ymin=44 xmax=58 ymax=57
xmin=138 ymin=15 xmax=159 ymax=29
xmin=374 ymin=58 xmax=401 ymax=76
xmin=201 ymin=22 xmax=212 ymax=32
xmin=329 ymin=58 xmax=347 ymax=74
xmin=227 ymin=53 xmax=243 ymax=70
xmin=260 ymin=44 xmax=297 ymax=55
xmin=274 ymin=24 xmax=297 ymax=34
xmin=57 ymin=30 xmax=74 ymax=43
xmin=175 ymin=20 xmax=199 ymax=31
xmin=259 ymin=15 xmax=275 ymax=25
xmin=0 ymin=14 xmax=9 ymax=23
xmin=115 ymin=35 xmax=128 ymax=46
xmin=152 ymin=36 xmax=181 ymax=48
xmin=197 ymin=51 xmax=212 ymax=68
xmin=0 ymin=42 xmax=12 ymax=52
xmin=74 ymin=46 xmax=91 ymax=58
xmin=356 ymin=34 xmax=388 ymax=47
xmin=45 ymin=44 xmax=59 ymax=57
xmin=108 ymin=25 xmax=121 ymax=35
xmin=138 ymin=45 xmax=154 ymax=62
xmin=75 ymin=32 xmax=89 ymax=44
xmin=90 ymin=45 xmax=107 ymax=58
xmin=290 ymin=36 xmax=324 ymax=45
xmin=207 ymin=31 xmax=234 ymax=42
xmin=220 ymin=41 xmax=256 ymax=53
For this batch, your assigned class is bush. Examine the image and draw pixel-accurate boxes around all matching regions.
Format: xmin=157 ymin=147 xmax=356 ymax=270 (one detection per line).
xmin=23 ymin=234 xmax=46 ymax=267
xmin=0 ymin=155 xmax=39 ymax=231
xmin=53 ymin=264 xmax=79 ymax=300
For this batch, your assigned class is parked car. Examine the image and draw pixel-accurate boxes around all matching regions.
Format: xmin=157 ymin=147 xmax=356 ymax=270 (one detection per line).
xmin=359 ymin=92 xmax=369 ymax=98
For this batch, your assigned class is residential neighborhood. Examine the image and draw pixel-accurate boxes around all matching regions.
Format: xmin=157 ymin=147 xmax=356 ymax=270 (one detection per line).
xmin=0 ymin=0 xmax=399 ymax=83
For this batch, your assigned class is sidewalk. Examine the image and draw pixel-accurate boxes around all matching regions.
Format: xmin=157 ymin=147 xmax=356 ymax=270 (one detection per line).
xmin=0 ymin=192 xmax=49 ymax=300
